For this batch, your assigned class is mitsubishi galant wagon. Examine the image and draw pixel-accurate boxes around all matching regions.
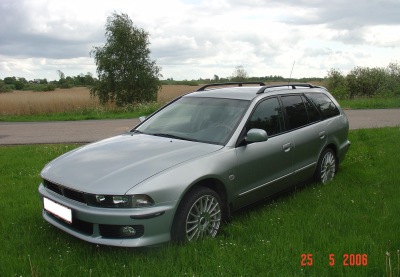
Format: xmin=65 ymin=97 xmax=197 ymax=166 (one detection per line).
xmin=38 ymin=82 xmax=350 ymax=247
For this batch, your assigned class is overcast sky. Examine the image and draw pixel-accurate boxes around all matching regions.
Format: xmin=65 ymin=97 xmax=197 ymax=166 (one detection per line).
xmin=1 ymin=0 xmax=399 ymax=81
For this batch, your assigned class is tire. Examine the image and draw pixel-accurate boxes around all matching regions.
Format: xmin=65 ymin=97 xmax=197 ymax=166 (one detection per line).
xmin=315 ymin=148 xmax=337 ymax=184
xmin=171 ymin=186 xmax=223 ymax=243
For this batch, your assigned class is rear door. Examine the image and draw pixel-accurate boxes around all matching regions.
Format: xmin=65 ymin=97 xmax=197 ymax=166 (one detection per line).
xmin=280 ymin=95 xmax=326 ymax=180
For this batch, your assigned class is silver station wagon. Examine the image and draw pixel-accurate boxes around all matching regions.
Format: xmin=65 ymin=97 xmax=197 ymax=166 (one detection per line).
xmin=38 ymin=83 xmax=350 ymax=247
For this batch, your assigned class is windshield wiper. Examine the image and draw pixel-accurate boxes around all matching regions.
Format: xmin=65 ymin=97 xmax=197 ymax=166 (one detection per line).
xmin=151 ymin=133 xmax=198 ymax=142
xmin=130 ymin=129 xmax=143 ymax=134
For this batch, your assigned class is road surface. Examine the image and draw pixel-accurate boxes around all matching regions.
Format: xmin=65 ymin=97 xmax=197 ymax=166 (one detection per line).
xmin=0 ymin=109 xmax=399 ymax=145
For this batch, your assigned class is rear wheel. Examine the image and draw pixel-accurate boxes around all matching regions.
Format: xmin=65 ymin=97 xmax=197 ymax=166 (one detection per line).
xmin=171 ymin=186 xmax=222 ymax=243
xmin=315 ymin=148 xmax=337 ymax=184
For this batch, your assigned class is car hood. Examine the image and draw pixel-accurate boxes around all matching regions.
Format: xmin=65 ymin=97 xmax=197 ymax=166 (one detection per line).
xmin=41 ymin=133 xmax=222 ymax=195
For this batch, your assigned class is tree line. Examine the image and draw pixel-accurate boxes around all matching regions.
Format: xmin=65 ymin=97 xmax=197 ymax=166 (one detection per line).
xmin=2 ymin=62 xmax=399 ymax=100
xmin=0 ymin=72 xmax=96 ymax=93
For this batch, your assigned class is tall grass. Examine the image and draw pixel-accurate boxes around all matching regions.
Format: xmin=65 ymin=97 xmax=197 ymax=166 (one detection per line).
xmin=0 ymin=87 xmax=101 ymax=116
xmin=0 ymin=85 xmax=201 ymax=117
xmin=0 ymin=85 xmax=202 ymax=121
xmin=0 ymin=127 xmax=399 ymax=276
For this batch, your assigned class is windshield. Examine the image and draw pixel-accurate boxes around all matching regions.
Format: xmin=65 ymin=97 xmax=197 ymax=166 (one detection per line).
xmin=135 ymin=97 xmax=250 ymax=145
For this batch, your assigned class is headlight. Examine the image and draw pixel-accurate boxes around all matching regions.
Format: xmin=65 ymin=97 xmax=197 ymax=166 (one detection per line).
xmin=87 ymin=194 xmax=155 ymax=208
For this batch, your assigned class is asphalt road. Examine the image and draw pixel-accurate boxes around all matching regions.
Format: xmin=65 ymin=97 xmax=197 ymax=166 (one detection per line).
xmin=0 ymin=109 xmax=399 ymax=145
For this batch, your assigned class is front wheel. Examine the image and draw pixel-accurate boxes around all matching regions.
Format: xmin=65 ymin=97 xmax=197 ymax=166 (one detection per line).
xmin=315 ymin=148 xmax=337 ymax=184
xmin=171 ymin=186 xmax=222 ymax=243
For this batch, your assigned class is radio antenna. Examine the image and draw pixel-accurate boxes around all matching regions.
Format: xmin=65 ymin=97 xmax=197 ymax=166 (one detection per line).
xmin=288 ymin=61 xmax=295 ymax=84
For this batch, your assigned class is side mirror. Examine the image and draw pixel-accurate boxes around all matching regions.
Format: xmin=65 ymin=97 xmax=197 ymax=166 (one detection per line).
xmin=246 ymin=128 xmax=268 ymax=143
xmin=139 ymin=116 xmax=146 ymax=122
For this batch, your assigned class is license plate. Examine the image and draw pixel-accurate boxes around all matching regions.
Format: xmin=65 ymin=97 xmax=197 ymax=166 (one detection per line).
xmin=43 ymin=197 xmax=72 ymax=224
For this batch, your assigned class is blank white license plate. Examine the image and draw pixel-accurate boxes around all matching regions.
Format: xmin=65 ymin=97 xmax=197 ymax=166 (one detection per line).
xmin=43 ymin=197 xmax=72 ymax=224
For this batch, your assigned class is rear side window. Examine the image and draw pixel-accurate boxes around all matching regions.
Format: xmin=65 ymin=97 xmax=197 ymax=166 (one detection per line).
xmin=305 ymin=93 xmax=340 ymax=119
xmin=280 ymin=95 xmax=309 ymax=130
xmin=302 ymin=95 xmax=321 ymax=123
xmin=247 ymin=97 xmax=284 ymax=136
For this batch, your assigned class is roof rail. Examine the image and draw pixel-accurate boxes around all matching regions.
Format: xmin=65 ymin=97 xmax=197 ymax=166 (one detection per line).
xmin=197 ymin=82 xmax=265 ymax=91
xmin=256 ymin=83 xmax=317 ymax=94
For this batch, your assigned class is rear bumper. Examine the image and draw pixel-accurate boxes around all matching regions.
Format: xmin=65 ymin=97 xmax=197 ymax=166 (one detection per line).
xmin=338 ymin=139 xmax=351 ymax=163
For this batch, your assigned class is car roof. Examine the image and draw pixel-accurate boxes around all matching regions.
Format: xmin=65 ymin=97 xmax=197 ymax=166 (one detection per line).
xmin=184 ymin=83 xmax=329 ymax=101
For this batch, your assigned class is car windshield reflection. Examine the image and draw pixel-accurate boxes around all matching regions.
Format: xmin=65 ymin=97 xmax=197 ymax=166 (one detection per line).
xmin=136 ymin=97 xmax=250 ymax=145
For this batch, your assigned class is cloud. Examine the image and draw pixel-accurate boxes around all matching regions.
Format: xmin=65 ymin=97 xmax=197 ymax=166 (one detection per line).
xmin=0 ymin=0 xmax=399 ymax=80
xmin=0 ymin=0 xmax=104 ymax=59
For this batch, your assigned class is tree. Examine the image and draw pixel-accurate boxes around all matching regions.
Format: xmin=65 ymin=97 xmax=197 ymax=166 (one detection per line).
xmin=4 ymin=77 xmax=16 ymax=85
xmin=231 ymin=66 xmax=248 ymax=82
xmin=57 ymin=70 xmax=72 ymax=89
xmin=90 ymin=12 xmax=162 ymax=106
xmin=57 ymin=70 xmax=65 ymax=80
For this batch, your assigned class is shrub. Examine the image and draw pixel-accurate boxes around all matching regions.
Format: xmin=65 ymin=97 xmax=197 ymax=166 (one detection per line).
xmin=0 ymin=81 xmax=13 ymax=93
xmin=327 ymin=63 xmax=400 ymax=99
xmin=326 ymin=68 xmax=348 ymax=99
xmin=32 ymin=84 xmax=57 ymax=92
xmin=386 ymin=62 xmax=400 ymax=96
xmin=15 ymin=81 xmax=25 ymax=90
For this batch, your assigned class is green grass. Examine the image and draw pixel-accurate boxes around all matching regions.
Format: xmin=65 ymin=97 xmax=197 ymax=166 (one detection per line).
xmin=1 ymin=128 xmax=400 ymax=276
xmin=338 ymin=96 xmax=400 ymax=109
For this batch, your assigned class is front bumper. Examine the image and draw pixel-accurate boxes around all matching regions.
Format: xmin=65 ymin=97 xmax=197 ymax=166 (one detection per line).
xmin=38 ymin=184 xmax=177 ymax=247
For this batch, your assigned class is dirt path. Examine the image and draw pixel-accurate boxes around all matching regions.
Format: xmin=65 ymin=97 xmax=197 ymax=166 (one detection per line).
xmin=0 ymin=109 xmax=399 ymax=145
xmin=344 ymin=109 xmax=400 ymax=130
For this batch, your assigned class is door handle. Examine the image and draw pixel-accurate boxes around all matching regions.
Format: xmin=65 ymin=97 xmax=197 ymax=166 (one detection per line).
xmin=319 ymin=131 xmax=326 ymax=139
xmin=282 ymin=142 xmax=292 ymax=152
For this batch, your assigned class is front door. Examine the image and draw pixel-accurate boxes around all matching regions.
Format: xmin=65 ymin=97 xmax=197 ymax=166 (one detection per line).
xmin=234 ymin=97 xmax=293 ymax=208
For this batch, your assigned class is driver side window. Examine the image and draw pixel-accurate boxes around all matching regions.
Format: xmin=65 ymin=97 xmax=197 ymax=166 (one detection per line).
xmin=247 ymin=97 xmax=284 ymax=136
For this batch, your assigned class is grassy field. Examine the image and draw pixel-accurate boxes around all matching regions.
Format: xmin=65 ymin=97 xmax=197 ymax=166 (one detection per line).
xmin=0 ymin=85 xmax=200 ymax=121
xmin=1 ymin=85 xmax=399 ymax=122
xmin=339 ymin=97 xmax=400 ymax=110
xmin=0 ymin=127 xmax=399 ymax=276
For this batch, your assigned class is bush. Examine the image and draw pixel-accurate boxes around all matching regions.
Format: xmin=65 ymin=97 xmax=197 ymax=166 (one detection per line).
xmin=347 ymin=67 xmax=387 ymax=98
xmin=326 ymin=68 xmax=348 ymax=99
xmin=386 ymin=62 xmax=400 ymax=96
xmin=327 ymin=63 xmax=400 ymax=99
xmin=15 ymin=81 xmax=25 ymax=90
xmin=33 ymin=84 xmax=56 ymax=92
xmin=0 ymin=81 xmax=13 ymax=93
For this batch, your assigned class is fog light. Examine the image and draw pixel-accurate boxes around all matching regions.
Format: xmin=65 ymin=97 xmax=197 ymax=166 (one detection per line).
xmin=120 ymin=226 xmax=136 ymax=237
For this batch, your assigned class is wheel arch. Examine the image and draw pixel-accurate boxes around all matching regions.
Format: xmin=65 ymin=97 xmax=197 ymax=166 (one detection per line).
xmin=170 ymin=178 xmax=228 ymax=243
xmin=324 ymin=143 xmax=339 ymax=171
xmin=174 ymin=177 xmax=231 ymax=223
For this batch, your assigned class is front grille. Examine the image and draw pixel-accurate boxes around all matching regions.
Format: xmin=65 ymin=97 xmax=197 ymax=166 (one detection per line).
xmin=99 ymin=224 xmax=144 ymax=239
xmin=64 ymin=188 xmax=86 ymax=203
xmin=44 ymin=179 xmax=63 ymax=194
xmin=43 ymin=179 xmax=87 ymax=204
